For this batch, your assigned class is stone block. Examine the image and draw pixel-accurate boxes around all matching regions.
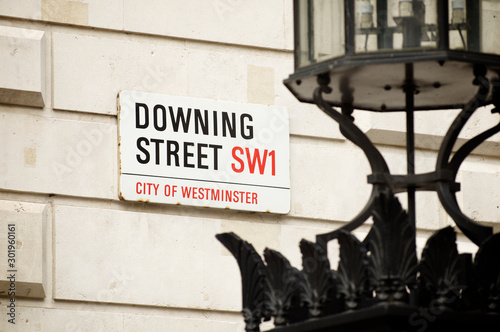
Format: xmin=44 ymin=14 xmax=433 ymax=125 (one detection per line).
xmin=362 ymin=106 xmax=500 ymax=157
xmin=287 ymin=103 xmax=345 ymax=141
xmin=123 ymin=0 xmax=290 ymax=50
xmin=52 ymin=31 xmax=339 ymax=141
xmin=41 ymin=0 xmax=124 ymax=30
xmin=53 ymin=32 xmax=189 ymax=115
xmin=3 ymin=1 xmax=293 ymax=51
xmin=0 ymin=25 xmax=45 ymax=107
xmin=0 ymin=111 xmax=116 ymax=199
xmin=87 ymin=0 xmax=123 ymax=30
xmin=0 ymin=200 xmax=47 ymax=299
xmin=0 ymin=1 xmax=41 ymax=20
xmin=0 ymin=306 xmax=244 ymax=332
xmin=247 ymin=65 xmax=275 ymax=105
xmin=0 ymin=306 xmax=124 ymax=332
xmin=289 ymin=138 xmax=372 ymax=221
xmin=42 ymin=0 xmax=88 ymax=25
xmin=184 ymin=44 xmax=295 ymax=113
xmin=122 ymin=314 xmax=243 ymax=332
xmin=461 ymin=170 xmax=500 ymax=224
xmin=54 ymin=205 xmax=243 ymax=311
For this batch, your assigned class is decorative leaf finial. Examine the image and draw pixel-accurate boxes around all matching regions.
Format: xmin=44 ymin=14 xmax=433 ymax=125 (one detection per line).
xmin=216 ymin=232 xmax=268 ymax=332
xmin=299 ymin=239 xmax=338 ymax=317
xmin=337 ymin=230 xmax=368 ymax=310
xmin=367 ymin=193 xmax=417 ymax=302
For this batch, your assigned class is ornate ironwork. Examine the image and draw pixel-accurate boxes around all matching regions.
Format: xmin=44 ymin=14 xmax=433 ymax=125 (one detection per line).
xmin=366 ymin=192 xmax=417 ymax=303
xmin=216 ymin=67 xmax=500 ymax=331
xmin=215 ymin=233 xmax=268 ymax=332
xmin=298 ymin=239 xmax=338 ymax=318
xmin=263 ymin=248 xmax=306 ymax=325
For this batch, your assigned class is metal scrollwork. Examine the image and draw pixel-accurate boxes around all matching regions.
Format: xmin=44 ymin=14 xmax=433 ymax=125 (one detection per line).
xmin=216 ymin=68 xmax=500 ymax=332
xmin=217 ymin=226 xmax=500 ymax=331
xmin=436 ymin=65 xmax=495 ymax=246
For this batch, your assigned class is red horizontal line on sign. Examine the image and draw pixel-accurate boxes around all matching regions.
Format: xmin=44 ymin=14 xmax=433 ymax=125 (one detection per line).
xmin=121 ymin=172 xmax=290 ymax=190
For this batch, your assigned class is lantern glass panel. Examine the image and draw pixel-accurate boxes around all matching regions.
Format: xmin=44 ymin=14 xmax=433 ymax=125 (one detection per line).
xmin=296 ymin=0 xmax=345 ymax=68
xmin=449 ymin=0 xmax=500 ymax=55
xmin=355 ymin=0 xmax=438 ymax=53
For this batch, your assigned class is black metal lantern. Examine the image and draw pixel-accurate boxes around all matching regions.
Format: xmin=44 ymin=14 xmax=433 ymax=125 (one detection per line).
xmin=216 ymin=1 xmax=500 ymax=331
xmin=285 ymin=0 xmax=500 ymax=111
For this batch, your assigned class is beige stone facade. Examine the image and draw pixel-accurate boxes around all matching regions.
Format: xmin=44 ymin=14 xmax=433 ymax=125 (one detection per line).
xmin=0 ymin=1 xmax=499 ymax=331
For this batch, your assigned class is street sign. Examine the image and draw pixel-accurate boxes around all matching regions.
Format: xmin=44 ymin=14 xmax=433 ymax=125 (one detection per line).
xmin=118 ymin=91 xmax=290 ymax=213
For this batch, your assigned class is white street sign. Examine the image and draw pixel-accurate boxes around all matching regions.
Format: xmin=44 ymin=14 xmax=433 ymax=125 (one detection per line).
xmin=118 ymin=91 xmax=290 ymax=213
